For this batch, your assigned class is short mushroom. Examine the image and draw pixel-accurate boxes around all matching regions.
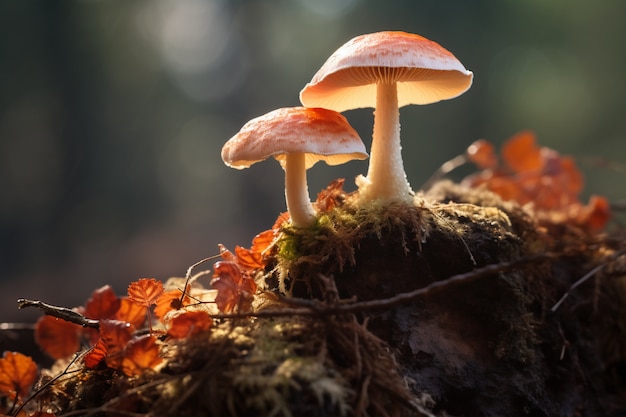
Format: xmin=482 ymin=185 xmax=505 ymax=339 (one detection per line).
xmin=221 ymin=107 xmax=368 ymax=227
xmin=300 ymin=31 xmax=473 ymax=203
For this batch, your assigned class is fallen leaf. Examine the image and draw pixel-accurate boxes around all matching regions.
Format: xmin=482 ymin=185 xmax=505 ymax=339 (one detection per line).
xmin=211 ymin=261 xmax=257 ymax=313
xmin=83 ymin=285 xmax=121 ymax=320
xmin=466 ymin=139 xmax=497 ymax=170
xmin=211 ymin=262 xmax=242 ymax=313
xmin=315 ymin=178 xmax=346 ymax=212
xmin=34 ymin=316 xmax=82 ymax=360
xmin=121 ymin=335 xmax=162 ymax=377
xmin=154 ymin=289 xmax=190 ymax=320
xmin=576 ymin=195 xmax=611 ymax=231
xmin=84 ymin=338 xmax=107 ymax=369
xmin=115 ymin=297 xmax=148 ymax=329
xmin=0 ymin=352 xmax=38 ymax=399
xmin=555 ymin=155 xmax=584 ymax=198
xmin=234 ymin=246 xmax=264 ymax=271
xmin=128 ymin=278 xmax=164 ymax=308
xmin=99 ymin=320 xmax=134 ymax=369
xmin=273 ymin=212 xmax=290 ymax=229
xmin=218 ymin=244 xmax=237 ymax=263
xmin=251 ymin=229 xmax=277 ymax=255
xmin=502 ymin=130 xmax=543 ymax=174
xmin=464 ymin=131 xmax=611 ymax=231
xmin=167 ymin=310 xmax=213 ymax=339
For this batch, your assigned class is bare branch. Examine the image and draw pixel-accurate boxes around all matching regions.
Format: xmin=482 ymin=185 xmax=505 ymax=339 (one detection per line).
xmin=214 ymin=253 xmax=555 ymax=320
xmin=17 ymin=299 xmax=99 ymax=329
xmin=551 ymin=264 xmax=605 ymax=312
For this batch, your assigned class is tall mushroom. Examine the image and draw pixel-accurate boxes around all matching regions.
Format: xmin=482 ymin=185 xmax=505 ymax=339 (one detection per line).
xmin=300 ymin=31 xmax=473 ymax=203
xmin=221 ymin=107 xmax=368 ymax=227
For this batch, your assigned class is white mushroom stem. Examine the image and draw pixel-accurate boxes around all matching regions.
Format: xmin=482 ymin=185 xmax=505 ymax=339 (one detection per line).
xmin=284 ymin=152 xmax=317 ymax=227
xmin=356 ymin=81 xmax=413 ymax=203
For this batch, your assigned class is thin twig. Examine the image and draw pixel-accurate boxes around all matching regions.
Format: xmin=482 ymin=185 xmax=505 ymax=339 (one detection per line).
xmin=214 ymin=253 xmax=554 ymax=320
xmin=15 ymin=351 xmax=85 ymax=415
xmin=551 ymin=264 xmax=605 ymax=312
xmin=17 ymin=299 xmax=99 ymax=329
xmin=179 ymin=254 xmax=221 ymax=305
xmin=551 ymin=247 xmax=626 ymax=312
xmin=420 ymin=153 xmax=468 ymax=191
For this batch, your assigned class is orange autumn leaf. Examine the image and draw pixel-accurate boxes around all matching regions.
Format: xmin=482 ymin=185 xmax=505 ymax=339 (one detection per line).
xmin=230 ymin=228 xmax=278 ymax=272
xmin=167 ymin=310 xmax=213 ymax=339
xmin=35 ymin=316 xmax=82 ymax=360
xmin=467 ymin=139 xmax=497 ymax=170
xmin=272 ymin=212 xmax=290 ymax=229
xmin=154 ymin=288 xmax=191 ymax=320
xmin=211 ymin=261 xmax=257 ymax=313
xmin=315 ymin=178 xmax=346 ymax=212
xmin=0 ymin=352 xmax=38 ymax=399
xmin=115 ymin=297 xmax=148 ymax=329
xmin=466 ymin=132 xmax=579 ymax=210
xmin=251 ymin=229 xmax=277 ymax=255
xmin=211 ymin=262 xmax=243 ymax=313
xmin=128 ymin=278 xmax=164 ymax=308
xmin=554 ymin=156 xmax=584 ymax=197
xmin=576 ymin=195 xmax=611 ymax=231
xmin=218 ymin=244 xmax=236 ymax=262
xmin=514 ymin=152 xmax=583 ymax=210
xmin=472 ymin=174 xmax=522 ymax=203
xmin=84 ymin=338 xmax=107 ymax=369
xmin=100 ymin=320 xmax=134 ymax=352
xmin=121 ymin=335 xmax=162 ymax=377
xmin=234 ymin=246 xmax=264 ymax=271
xmin=465 ymin=131 xmax=611 ymax=231
xmin=83 ymin=285 xmax=121 ymax=320
xmin=502 ymin=130 xmax=543 ymax=174
xmin=99 ymin=320 xmax=134 ymax=369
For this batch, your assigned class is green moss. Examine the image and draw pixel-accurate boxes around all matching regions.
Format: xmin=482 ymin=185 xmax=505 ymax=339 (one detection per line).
xmin=268 ymin=191 xmax=521 ymax=301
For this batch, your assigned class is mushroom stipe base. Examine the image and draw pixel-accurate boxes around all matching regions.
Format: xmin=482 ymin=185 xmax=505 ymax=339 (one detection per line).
xmin=29 ymin=180 xmax=626 ymax=416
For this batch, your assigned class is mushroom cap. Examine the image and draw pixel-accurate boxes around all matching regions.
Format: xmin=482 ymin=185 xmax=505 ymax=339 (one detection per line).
xmin=221 ymin=107 xmax=368 ymax=170
xmin=299 ymin=31 xmax=473 ymax=112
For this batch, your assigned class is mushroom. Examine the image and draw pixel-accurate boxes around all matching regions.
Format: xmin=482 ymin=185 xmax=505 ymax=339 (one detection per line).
xmin=221 ymin=107 xmax=368 ymax=227
xmin=299 ymin=31 xmax=473 ymax=203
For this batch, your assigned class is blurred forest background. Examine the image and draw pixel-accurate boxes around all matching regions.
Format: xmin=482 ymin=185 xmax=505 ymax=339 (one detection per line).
xmin=1 ymin=0 xmax=625 ymax=322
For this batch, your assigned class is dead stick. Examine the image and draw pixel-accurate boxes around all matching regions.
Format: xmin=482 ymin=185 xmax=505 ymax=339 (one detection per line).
xmin=214 ymin=253 xmax=554 ymax=319
xmin=550 ymin=264 xmax=605 ymax=312
xmin=550 ymin=247 xmax=626 ymax=312
xmin=17 ymin=299 xmax=99 ymax=329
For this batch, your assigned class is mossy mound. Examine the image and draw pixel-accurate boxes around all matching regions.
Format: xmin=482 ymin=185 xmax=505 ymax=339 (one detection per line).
xmin=267 ymin=180 xmax=626 ymax=416
xmin=27 ymin=180 xmax=626 ymax=416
